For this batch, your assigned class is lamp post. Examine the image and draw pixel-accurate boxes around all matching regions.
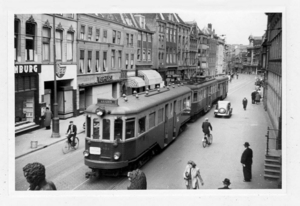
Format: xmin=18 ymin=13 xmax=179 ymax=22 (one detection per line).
xmin=51 ymin=14 xmax=60 ymax=138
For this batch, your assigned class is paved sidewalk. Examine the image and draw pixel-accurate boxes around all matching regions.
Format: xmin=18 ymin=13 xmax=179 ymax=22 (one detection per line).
xmin=15 ymin=114 xmax=86 ymax=159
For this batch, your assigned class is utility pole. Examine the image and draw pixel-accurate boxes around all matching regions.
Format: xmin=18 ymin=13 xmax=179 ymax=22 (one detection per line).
xmin=51 ymin=14 xmax=60 ymax=138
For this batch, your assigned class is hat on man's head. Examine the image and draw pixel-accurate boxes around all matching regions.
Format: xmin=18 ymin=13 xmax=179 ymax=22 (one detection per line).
xmin=70 ymin=121 xmax=73 ymax=123
xmin=244 ymin=142 xmax=250 ymax=147
xmin=223 ymin=178 xmax=231 ymax=185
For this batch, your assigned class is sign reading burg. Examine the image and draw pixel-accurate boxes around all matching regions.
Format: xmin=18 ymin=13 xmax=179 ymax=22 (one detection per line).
xmin=15 ymin=64 xmax=41 ymax=74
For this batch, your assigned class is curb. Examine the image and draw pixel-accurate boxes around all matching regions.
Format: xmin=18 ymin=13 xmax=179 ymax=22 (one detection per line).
xmin=15 ymin=130 xmax=85 ymax=160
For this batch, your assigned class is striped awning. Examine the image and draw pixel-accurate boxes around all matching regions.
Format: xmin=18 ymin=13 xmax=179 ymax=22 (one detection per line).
xmin=138 ymin=70 xmax=162 ymax=85
xmin=127 ymin=77 xmax=146 ymax=88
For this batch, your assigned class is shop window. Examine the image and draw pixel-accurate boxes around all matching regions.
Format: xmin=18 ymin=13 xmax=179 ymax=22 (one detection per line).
xmin=149 ymin=112 xmax=156 ymax=129
xmin=158 ymin=108 xmax=164 ymax=124
xmin=96 ymin=28 xmax=100 ymax=41
xmin=42 ymin=27 xmax=51 ymax=61
xmin=15 ymin=91 xmax=35 ymax=123
xmin=118 ymin=51 xmax=122 ymax=69
xmin=102 ymin=119 xmax=110 ymax=140
xmin=114 ymin=119 xmax=123 ymax=140
xmin=88 ymin=27 xmax=92 ymax=41
xmin=103 ymin=51 xmax=107 ymax=72
xmin=55 ymin=30 xmax=63 ymax=60
xmin=131 ymin=54 xmax=134 ymax=69
xmin=138 ymin=117 xmax=146 ymax=134
xmin=93 ymin=118 xmax=100 ymax=139
xmin=79 ymin=50 xmax=85 ymax=73
xmin=95 ymin=51 xmax=100 ymax=72
xmin=80 ymin=25 xmax=85 ymax=40
xmin=125 ymin=118 xmax=135 ymax=139
xmin=112 ymin=30 xmax=116 ymax=43
xmin=87 ymin=51 xmax=92 ymax=73
xmin=67 ymin=32 xmax=74 ymax=61
xmin=25 ymin=22 xmax=35 ymax=61
xmin=111 ymin=50 xmax=115 ymax=69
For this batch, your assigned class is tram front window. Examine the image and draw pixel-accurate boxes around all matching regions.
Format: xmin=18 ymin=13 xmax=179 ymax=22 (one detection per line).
xmin=92 ymin=118 xmax=100 ymax=139
xmin=125 ymin=118 xmax=135 ymax=139
xmin=114 ymin=119 xmax=123 ymax=140
xmin=102 ymin=119 xmax=110 ymax=140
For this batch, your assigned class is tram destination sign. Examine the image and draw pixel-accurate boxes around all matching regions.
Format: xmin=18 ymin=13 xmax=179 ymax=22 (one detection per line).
xmin=97 ymin=98 xmax=118 ymax=106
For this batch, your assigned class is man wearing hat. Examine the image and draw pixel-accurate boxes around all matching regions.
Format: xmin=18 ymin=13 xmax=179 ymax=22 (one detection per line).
xmin=241 ymin=142 xmax=253 ymax=182
xmin=218 ymin=178 xmax=231 ymax=189
xmin=66 ymin=121 xmax=77 ymax=146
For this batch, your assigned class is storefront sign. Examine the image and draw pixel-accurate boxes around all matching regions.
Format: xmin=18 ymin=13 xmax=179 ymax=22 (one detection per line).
xmin=97 ymin=75 xmax=113 ymax=83
xmin=15 ymin=64 xmax=41 ymax=74
xmin=97 ymin=98 xmax=118 ymax=106
xmin=56 ymin=63 xmax=67 ymax=78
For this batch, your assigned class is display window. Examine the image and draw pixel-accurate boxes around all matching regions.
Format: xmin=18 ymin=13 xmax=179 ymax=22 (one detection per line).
xmin=15 ymin=91 xmax=35 ymax=124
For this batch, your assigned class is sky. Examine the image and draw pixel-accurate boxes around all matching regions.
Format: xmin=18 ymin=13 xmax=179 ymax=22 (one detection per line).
xmin=178 ymin=11 xmax=267 ymax=45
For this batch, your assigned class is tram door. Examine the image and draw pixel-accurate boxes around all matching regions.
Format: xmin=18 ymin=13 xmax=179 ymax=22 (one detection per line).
xmin=173 ymin=100 xmax=177 ymax=139
xmin=164 ymin=104 xmax=169 ymax=146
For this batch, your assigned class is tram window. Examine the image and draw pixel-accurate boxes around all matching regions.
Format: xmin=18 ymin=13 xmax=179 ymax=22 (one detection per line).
xmin=92 ymin=118 xmax=100 ymax=139
xmin=125 ymin=118 xmax=135 ymax=139
xmin=149 ymin=112 xmax=156 ymax=129
xmin=170 ymin=103 xmax=173 ymax=116
xmin=114 ymin=119 xmax=123 ymax=140
xmin=193 ymin=92 xmax=198 ymax=102
xmin=158 ymin=108 xmax=164 ymax=123
xmin=86 ymin=115 xmax=91 ymax=138
xmin=102 ymin=119 xmax=110 ymax=140
xmin=138 ymin=116 xmax=146 ymax=134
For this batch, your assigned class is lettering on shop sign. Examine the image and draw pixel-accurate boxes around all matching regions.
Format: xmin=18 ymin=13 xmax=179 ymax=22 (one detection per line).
xmin=15 ymin=64 xmax=41 ymax=74
xmin=97 ymin=75 xmax=113 ymax=83
xmin=97 ymin=98 xmax=118 ymax=106
xmin=56 ymin=63 xmax=67 ymax=78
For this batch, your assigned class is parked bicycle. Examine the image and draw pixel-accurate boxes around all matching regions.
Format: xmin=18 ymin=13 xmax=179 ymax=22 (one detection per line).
xmin=202 ymin=133 xmax=213 ymax=148
xmin=62 ymin=136 xmax=79 ymax=154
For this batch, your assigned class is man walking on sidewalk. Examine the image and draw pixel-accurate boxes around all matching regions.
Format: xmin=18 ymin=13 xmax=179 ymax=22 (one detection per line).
xmin=242 ymin=97 xmax=248 ymax=110
xmin=66 ymin=121 xmax=77 ymax=146
xmin=241 ymin=142 xmax=253 ymax=182
xmin=44 ymin=107 xmax=52 ymax=130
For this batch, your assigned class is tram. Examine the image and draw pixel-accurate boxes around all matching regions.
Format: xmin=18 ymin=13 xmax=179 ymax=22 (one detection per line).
xmin=83 ymin=85 xmax=192 ymax=177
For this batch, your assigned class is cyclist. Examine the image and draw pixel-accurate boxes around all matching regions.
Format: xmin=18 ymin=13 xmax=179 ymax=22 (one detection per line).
xmin=66 ymin=121 xmax=77 ymax=147
xmin=202 ymin=118 xmax=213 ymax=145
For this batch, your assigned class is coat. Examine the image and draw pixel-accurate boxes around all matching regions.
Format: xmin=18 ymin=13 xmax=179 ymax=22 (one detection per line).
xmin=183 ymin=165 xmax=192 ymax=188
xmin=190 ymin=167 xmax=203 ymax=189
xmin=255 ymin=92 xmax=261 ymax=101
xmin=242 ymin=98 xmax=248 ymax=106
xmin=241 ymin=147 xmax=253 ymax=166
xmin=202 ymin=122 xmax=212 ymax=134
xmin=44 ymin=110 xmax=53 ymax=127
xmin=67 ymin=124 xmax=77 ymax=136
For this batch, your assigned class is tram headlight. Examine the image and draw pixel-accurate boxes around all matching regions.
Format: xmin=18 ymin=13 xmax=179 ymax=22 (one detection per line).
xmin=114 ymin=152 xmax=121 ymax=160
xmin=83 ymin=150 xmax=90 ymax=157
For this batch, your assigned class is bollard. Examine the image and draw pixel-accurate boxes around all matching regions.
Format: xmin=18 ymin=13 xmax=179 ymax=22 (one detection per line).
xmin=31 ymin=141 xmax=38 ymax=149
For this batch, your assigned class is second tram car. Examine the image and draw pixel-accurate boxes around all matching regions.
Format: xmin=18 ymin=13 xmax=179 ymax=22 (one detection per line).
xmin=83 ymin=85 xmax=192 ymax=177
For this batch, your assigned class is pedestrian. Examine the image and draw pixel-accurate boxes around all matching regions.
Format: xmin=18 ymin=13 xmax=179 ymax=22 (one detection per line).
xmin=23 ymin=162 xmax=57 ymax=190
xmin=242 ymin=97 xmax=248 ymax=110
xmin=218 ymin=178 xmax=231 ymax=189
xmin=251 ymin=91 xmax=256 ymax=104
xmin=183 ymin=161 xmax=192 ymax=189
xmin=255 ymin=92 xmax=261 ymax=104
xmin=44 ymin=107 xmax=53 ymax=130
xmin=241 ymin=142 xmax=253 ymax=182
xmin=66 ymin=121 xmax=77 ymax=146
xmin=190 ymin=161 xmax=204 ymax=189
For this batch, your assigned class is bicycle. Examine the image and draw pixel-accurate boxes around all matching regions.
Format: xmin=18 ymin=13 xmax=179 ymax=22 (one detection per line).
xmin=202 ymin=133 xmax=213 ymax=148
xmin=62 ymin=135 xmax=79 ymax=154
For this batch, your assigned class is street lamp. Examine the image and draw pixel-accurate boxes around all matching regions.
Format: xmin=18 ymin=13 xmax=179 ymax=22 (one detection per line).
xmin=51 ymin=14 xmax=60 ymax=138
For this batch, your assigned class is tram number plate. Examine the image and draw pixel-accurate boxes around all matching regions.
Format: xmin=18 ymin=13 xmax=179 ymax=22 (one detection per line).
xmin=90 ymin=147 xmax=101 ymax=155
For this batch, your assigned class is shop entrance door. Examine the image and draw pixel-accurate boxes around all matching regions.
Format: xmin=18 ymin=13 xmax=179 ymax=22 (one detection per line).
xmin=58 ymin=86 xmax=74 ymax=119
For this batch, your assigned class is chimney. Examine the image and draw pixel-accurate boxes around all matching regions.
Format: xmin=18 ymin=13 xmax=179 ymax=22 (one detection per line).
xmin=208 ymin=23 xmax=212 ymax=30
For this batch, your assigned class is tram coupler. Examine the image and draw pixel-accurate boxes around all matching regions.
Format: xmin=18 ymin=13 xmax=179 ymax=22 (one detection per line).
xmin=85 ymin=169 xmax=99 ymax=179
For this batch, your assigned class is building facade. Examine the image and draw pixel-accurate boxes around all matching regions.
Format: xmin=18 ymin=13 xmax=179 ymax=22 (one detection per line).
xmin=203 ymin=24 xmax=218 ymax=77
xmin=216 ymin=38 xmax=225 ymax=75
xmin=245 ymin=35 xmax=262 ymax=74
xmin=265 ymin=13 xmax=282 ymax=149
xmin=197 ymin=28 xmax=209 ymax=76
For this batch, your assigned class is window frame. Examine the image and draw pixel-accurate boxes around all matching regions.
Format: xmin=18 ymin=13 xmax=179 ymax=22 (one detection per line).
xmin=131 ymin=54 xmax=134 ymax=69
xmin=96 ymin=28 xmax=100 ymax=41
xmin=87 ymin=50 xmax=92 ymax=73
xmin=138 ymin=116 xmax=147 ymax=135
xmin=103 ymin=51 xmax=107 ymax=72
xmin=80 ymin=25 xmax=85 ymax=40
xmin=125 ymin=118 xmax=136 ymax=140
xmin=25 ymin=22 xmax=36 ymax=62
xmin=55 ymin=30 xmax=63 ymax=61
xmin=42 ymin=27 xmax=51 ymax=61
xmin=111 ymin=49 xmax=115 ymax=69
xmin=95 ymin=51 xmax=100 ymax=72
xmin=79 ymin=50 xmax=85 ymax=74
xmin=66 ymin=31 xmax=74 ymax=62
xmin=149 ymin=112 xmax=156 ymax=129
xmin=88 ymin=27 xmax=93 ymax=41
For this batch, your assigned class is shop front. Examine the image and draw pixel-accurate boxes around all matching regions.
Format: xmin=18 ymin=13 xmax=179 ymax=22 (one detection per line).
xmin=15 ymin=64 xmax=41 ymax=133
xmin=78 ymin=73 xmax=122 ymax=113
xmin=40 ymin=64 xmax=78 ymax=119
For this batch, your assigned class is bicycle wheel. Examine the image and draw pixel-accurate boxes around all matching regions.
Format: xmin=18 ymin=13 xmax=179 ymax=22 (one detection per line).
xmin=202 ymin=137 xmax=207 ymax=148
xmin=62 ymin=141 xmax=70 ymax=154
xmin=73 ymin=137 xmax=79 ymax=150
xmin=209 ymin=134 xmax=213 ymax=145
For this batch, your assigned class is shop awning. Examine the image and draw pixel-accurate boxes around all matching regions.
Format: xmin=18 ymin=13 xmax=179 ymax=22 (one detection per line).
xmin=127 ymin=77 xmax=146 ymax=88
xmin=138 ymin=70 xmax=163 ymax=85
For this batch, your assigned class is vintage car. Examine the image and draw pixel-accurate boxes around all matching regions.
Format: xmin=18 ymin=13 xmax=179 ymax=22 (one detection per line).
xmin=214 ymin=101 xmax=233 ymax=117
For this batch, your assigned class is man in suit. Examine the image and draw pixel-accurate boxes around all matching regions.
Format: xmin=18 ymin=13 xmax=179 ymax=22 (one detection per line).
xmin=218 ymin=178 xmax=231 ymax=189
xmin=202 ymin=118 xmax=213 ymax=144
xmin=66 ymin=121 xmax=77 ymax=146
xmin=241 ymin=142 xmax=253 ymax=182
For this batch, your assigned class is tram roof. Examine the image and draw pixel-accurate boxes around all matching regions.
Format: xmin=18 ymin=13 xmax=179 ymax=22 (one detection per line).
xmin=185 ymin=78 xmax=218 ymax=89
xmin=85 ymin=86 xmax=191 ymax=115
